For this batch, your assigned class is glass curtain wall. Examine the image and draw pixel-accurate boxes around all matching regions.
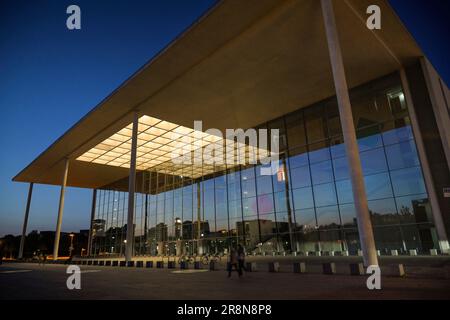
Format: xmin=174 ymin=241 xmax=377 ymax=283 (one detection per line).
xmin=90 ymin=72 xmax=438 ymax=257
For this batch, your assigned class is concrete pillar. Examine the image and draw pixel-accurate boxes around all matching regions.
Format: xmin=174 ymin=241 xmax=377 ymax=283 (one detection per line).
xmin=125 ymin=112 xmax=139 ymax=262
xmin=18 ymin=183 xmax=34 ymax=259
xmin=53 ymin=158 xmax=70 ymax=260
xmin=400 ymin=69 xmax=449 ymax=252
xmin=87 ymin=189 xmax=97 ymax=256
xmin=321 ymin=0 xmax=378 ymax=266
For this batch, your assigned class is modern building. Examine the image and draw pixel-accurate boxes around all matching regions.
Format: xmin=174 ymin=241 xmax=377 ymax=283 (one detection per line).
xmin=14 ymin=0 xmax=450 ymax=266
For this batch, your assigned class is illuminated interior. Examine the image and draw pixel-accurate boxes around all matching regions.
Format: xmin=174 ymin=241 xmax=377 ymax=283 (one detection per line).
xmin=76 ymin=115 xmax=268 ymax=178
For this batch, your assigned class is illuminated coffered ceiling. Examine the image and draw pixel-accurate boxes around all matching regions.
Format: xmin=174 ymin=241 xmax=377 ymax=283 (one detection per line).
xmin=76 ymin=115 xmax=268 ymax=179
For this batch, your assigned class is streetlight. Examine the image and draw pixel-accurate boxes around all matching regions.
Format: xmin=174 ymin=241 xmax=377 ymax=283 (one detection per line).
xmin=69 ymin=233 xmax=75 ymax=257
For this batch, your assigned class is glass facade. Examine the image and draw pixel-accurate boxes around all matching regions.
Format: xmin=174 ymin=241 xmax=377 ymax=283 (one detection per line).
xmin=90 ymin=72 xmax=438 ymax=257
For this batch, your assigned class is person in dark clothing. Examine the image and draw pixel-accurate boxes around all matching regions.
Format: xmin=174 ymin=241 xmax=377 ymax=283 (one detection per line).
xmin=237 ymin=244 xmax=246 ymax=274
xmin=227 ymin=247 xmax=242 ymax=278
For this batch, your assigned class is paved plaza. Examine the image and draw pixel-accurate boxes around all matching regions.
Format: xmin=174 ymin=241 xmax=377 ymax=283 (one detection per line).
xmin=1 ymin=261 xmax=449 ymax=300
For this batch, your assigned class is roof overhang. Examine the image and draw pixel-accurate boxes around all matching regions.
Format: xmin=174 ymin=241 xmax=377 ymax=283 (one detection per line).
xmin=13 ymin=0 xmax=423 ymax=189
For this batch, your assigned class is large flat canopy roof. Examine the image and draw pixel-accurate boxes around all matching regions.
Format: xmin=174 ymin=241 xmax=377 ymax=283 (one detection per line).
xmin=13 ymin=0 xmax=423 ymax=189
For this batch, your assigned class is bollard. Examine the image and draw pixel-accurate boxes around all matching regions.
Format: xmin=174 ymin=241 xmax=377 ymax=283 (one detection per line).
xmin=293 ymin=252 xmax=298 ymax=257
xmin=384 ymin=264 xmax=406 ymax=277
xmin=209 ymin=260 xmax=216 ymax=271
xmin=409 ymin=249 xmax=417 ymax=256
xmin=112 ymin=260 xmax=118 ymax=267
xmin=246 ymin=262 xmax=256 ymax=272
xmin=430 ymin=249 xmax=438 ymax=256
xmin=391 ymin=249 xmax=398 ymax=256
xmin=136 ymin=261 xmax=144 ymax=268
xmin=145 ymin=261 xmax=153 ymax=268
xmin=127 ymin=261 xmax=134 ymax=267
xmin=357 ymin=250 xmax=363 ymax=257
xmin=342 ymin=250 xmax=349 ymax=256
xmin=268 ymin=262 xmax=280 ymax=272
xmin=156 ymin=261 xmax=164 ymax=268
xmin=293 ymin=262 xmax=306 ymax=274
xmin=376 ymin=250 xmax=381 ymax=256
xmin=194 ymin=261 xmax=201 ymax=269
xmin=322 ymin=262 xmax=336 ymax=275
xmin=349 ymin=263 xmax=365 ymax=276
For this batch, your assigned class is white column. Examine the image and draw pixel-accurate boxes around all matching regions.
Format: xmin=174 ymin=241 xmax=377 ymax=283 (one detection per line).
xmin=321 ymin=0 xmax=378 ymax=266
xmin=125 ymin=112 xmax=139 ymax=262
xmin=53 ymin=158 xmax=70 ymax=260
xmin=18 ymin=183 xmax=34 ymax=259
xmin=400 ymin=69 xmax=449 ymax=253
xmin=87 ymin=189 xmax=97 ymax=256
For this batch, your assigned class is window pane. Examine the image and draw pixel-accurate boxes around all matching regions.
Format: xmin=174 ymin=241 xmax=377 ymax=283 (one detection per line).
xmin=256 ymin=175 xmax=273 ymax=195
xmin=241 ymin=179 xmax=256 ymax=198
xmin=274 ymin=191 xmax=288 ymax=213
xmin=295 ymin=208 xmax=317 ymax=229
xmin=286 ymin=111 xmax=306 ymax=147
xmin=316 ymin=206 xmax=340 ymax=229
xmin=228 ymin=199 xmax=242 ymax=220
xmin=382 ymin=124 xmax=413 ymax=145
xmin=257 ymin=194 xmax=274 ymax=215
xmin=330 ymin=138 xmax=346 ymax=159
xmin=368 ymin=198 xmax=399 ymax=226
xmin=313 ymin=183 xmax=337 ymax=207
xmin=335 ymin=179 xmax=353 ymax=204
xmin=357 ymin=127 xmax=382 ymax=152
xmin=288 ymin=146 xmax=309 ymax=168
xmin=364 ymin=172 xmax=393 ymax=200
xmin=290 ymin=165 xmax=311 ymax=188
xmin=333 ymin=156 xmax=350 ymax=181
xmin=242 ymin=196 xmax=257 ymax=216
xmin=305 ymin=104 xmax=327 ymax=143
xmin=360 ymin=148 xmax=388 ymax=175
xmin=308 ymin=142 xmax=330 ymax=163
xmin=385 ymin=140 xmax=420 ymax=170
xmin=339 ymin=203 xmax=356 ymax=227
xmin=390 ymin=167 xmax=426 ymax=197
xmin=311 ymin=160 xmax=333 ymax=185
xmin=396 ymin=194 xmax=431 ymax=224
xmin=293 ymin=187 xmax=314 ymax=210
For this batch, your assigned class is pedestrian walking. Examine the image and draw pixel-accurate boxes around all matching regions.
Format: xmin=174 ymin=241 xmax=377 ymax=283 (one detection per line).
xmin=237 ymin=244 xmax=246 ymax=274
xmin=38 ymin=252 xmax=43 ymax=266
xmin=227 ymin=246 xmax=242 ymax=278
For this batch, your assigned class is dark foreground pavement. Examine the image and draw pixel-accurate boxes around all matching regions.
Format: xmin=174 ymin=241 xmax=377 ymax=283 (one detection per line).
xmin=0 ymin=262 xmax=449 ymax=300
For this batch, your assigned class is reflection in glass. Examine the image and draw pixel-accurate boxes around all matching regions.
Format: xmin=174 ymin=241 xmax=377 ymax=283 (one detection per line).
xmin=313 ymin=183 xmax=337 ymax=207
xmin=390 ymin=167 xmax=426 ymax=197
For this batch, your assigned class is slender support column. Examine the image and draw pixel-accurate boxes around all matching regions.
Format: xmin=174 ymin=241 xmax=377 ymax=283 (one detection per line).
xmin=281 ymin=157 xmax=295 ymax=253
xmin=125 ymin=112 xmax=139 ymax=262
xmin=400 ymin=69 xmax=449 ymax=252
xmin=18 ymin=183 xmax=34 ymax=259
xmin=321 ymin=0 xmax=378 ymax=266
xmin=87 ymin=189 xmax=97 ymax=256
xmin=53 ymin=158 xmax=70 ymax=260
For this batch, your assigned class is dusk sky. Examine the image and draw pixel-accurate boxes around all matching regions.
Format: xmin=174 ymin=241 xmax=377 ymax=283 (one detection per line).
xmin=0 ymin=0 xmax=449 ymax=237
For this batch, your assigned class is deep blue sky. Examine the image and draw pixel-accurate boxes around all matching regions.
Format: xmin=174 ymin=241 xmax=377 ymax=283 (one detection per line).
xmin=0 ymin=0 xmax=448 ymax=237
